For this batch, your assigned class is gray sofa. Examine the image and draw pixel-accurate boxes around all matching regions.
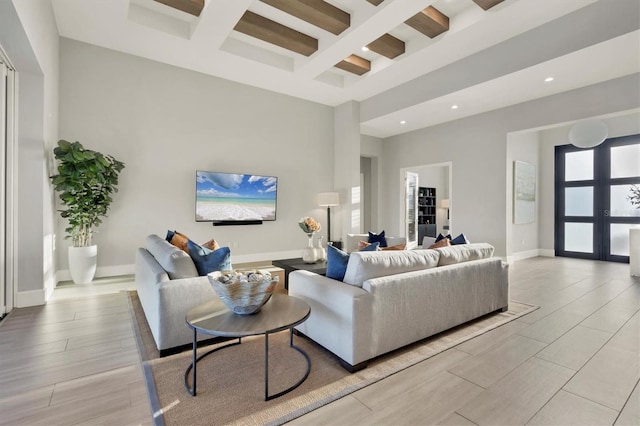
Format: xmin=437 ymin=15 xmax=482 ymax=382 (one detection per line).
xmin=289 ymin=243 xmax=509 ymax=371
xmin=135 ymin=234 xmax=224 ymax=355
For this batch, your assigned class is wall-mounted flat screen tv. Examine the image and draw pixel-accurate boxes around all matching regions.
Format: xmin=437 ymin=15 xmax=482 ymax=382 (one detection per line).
xmin=195 ymin=171 xmax=278 ymax=222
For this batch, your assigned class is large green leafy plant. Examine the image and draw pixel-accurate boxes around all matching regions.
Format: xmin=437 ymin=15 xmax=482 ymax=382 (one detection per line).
xmin=50 ymin=140 xmax=125 ymax=247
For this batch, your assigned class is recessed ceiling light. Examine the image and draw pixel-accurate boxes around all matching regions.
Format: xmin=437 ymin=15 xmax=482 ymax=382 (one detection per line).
xmin=400 ymin=120 xmax=406 ymax=124
xmin=362 ymin=46 xmax=370 ymax=52
xmin=544 ymin=77 xmax=554 ymax=82
xmin=451 ymin=105 xmax=458 ymax=110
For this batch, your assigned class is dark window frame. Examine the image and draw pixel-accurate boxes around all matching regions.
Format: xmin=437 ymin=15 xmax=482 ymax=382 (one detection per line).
xmin=555 ymin=134 xmax=640 ymax=262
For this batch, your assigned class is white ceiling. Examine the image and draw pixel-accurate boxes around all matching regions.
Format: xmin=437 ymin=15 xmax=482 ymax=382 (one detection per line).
xmin=51 ymin=0 xmax=640 ymax=138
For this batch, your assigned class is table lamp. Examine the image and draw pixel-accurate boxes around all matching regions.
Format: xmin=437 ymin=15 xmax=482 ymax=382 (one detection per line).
xmin=318 ymin=192 xmax=340 ymax=246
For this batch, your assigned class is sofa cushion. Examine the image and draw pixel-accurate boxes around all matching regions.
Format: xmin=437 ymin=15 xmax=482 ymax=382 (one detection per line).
xmin=357 ymin=240 xmax=390 ymax=251
xmin=145 ymin=234 xmax=198 ymax=279
xmin=382 ymin=242 xmax=406 ymax=251
xmin=166 ymin=230 xmax=189 ymax=251
xmin=166 ymin=230 xmax=221 ymax=253
xmin=428 ymin=238 xmax=451 ymax=249
xmin=343 ymin=249 xmax=440 ymax=287
xmin=422 ymin=236 xmax=436 ymax=247
xmin=202 ymin=238 xmax=221 ymax=251
xmin=357 ymin=240 xmax=372 ymax=251
xmin=327 ymin=242 xmax=379 ymax=281
xmin=326 ymin=244 xmax=350 ymax=281
xmin=187 ymin=240 xmax=232 ymax=276
xmin=346 ymin=234 xmax=407 ymax=253
xmin=435 ymin=233 xmax=452 ymax=242
xmin=435 ymin=243 xmax=494 ymax=266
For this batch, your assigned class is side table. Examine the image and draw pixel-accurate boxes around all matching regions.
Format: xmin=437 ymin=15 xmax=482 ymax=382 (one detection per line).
xmin=272 ymin=258 xmax=327 ymax=290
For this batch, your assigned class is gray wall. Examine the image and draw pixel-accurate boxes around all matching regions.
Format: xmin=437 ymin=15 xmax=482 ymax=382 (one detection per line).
xmin=58 ymin=38 xmax=334 ymax=273
xmin=361 ymin=134 xmax=383 ymax=232
xmin=379 ymin=74 xmax=640 ymax=258
xmin=360 ymin=156 xmax=372 ymax=233
xmin=507 ymin=131 xmax=540 ymax=258
xmin=0 ymin=0 xmax=59 ymax=306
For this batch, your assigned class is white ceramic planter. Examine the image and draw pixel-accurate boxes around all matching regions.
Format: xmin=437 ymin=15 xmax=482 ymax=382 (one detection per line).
xmin=630 ymin=227 xmax=640 ymax=277
xmin=68 ymin=245 xmax=98 ymax=284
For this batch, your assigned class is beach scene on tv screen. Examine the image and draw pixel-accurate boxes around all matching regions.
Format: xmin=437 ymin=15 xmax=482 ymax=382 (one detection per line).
xmin=196 ymin=171 xmax=277 ymax=221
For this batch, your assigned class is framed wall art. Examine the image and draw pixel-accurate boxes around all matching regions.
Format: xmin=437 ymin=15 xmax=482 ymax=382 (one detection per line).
xmin=514 ymin=161 xmax=536 ymax=224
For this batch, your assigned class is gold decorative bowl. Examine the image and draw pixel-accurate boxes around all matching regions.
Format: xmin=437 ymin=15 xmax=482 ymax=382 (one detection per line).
xmin=207 ymin=270 xmax=278 ymax=315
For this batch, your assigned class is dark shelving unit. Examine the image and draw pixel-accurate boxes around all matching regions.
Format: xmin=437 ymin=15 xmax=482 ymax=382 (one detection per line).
xmin=418 ymin=186 xmax=437 ymax=242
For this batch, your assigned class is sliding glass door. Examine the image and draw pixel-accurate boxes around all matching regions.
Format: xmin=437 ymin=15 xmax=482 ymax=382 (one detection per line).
xmin=0 ymin=48 xmax=15 ymax=318
xmin=555 ymin=135 xmax=640 ymax=262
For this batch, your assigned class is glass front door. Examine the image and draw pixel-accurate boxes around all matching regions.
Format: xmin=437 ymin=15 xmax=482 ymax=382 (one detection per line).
xmin=555 ymin=135 xmax=640 ymax=262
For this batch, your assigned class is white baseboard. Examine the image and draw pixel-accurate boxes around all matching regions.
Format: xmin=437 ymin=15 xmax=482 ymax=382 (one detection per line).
xmin=56 ymin=264 xmax=135 ymax=284
xmin=54 ymin=250 xmax=303 ymax=285
xmin=539 ymin=249 xmax=555 ymax=257
xmin=511 ymin=249 xmax=542 ymax=262
xmin=507 ymin=249 xmax=555 ymax=264
xmin=17 ymin=289 xmax=46 ymax=307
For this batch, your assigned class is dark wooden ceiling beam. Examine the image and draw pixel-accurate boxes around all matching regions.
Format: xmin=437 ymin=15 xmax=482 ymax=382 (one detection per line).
xmin=234 ymin=11 xmax=318 ymax=57
xmin=260 ymin=0 xmax=350 ymax=35
xmin=153 ymin=0 xmax=204 ymax=17
xmin=366 ymin=0 xmax=385 ymax=5
xmin=473 ymin=0 xmax=505 ymax=10
xmin=335 ymin=55 xmax=371 ymax=75
xmin=405 ymin=6 xmax=449 ymax=38
xmin=366 ymin=33 xmax=405 ymax=59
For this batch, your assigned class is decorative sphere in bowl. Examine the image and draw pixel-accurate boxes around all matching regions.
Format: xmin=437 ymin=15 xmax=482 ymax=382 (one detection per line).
xmin=207 ymin=270 xmax=278 ymax=315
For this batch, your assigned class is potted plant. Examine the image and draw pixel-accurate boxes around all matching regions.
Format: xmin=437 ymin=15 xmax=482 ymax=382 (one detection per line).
xmin=50 ymin=140 xmax=125 ymax=284
xmin=629 ymin=185 xmax=640 ymax=209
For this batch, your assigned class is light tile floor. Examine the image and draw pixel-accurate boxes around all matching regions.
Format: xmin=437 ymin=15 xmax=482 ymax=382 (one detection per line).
xmin=0 ymin=257 xmax=638 ymax=425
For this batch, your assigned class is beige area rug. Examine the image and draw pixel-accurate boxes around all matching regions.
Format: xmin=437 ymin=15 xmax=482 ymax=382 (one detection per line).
xmin=128 ymin=291 xmax=537 ymax=426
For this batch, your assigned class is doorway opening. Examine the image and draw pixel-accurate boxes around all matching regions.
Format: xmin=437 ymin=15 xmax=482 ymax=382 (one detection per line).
xmin=400 ymin=162 xmax=452 ymax=246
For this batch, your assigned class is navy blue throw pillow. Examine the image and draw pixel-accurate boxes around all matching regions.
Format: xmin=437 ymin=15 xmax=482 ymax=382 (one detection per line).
xmin=166 ymin=230 xmax=176 ymax=242
xmin=326 ymin=244 xmax=350 ymax=281
xmin=368 ymin=230 xmax=388 ymax=248
xmin=435 ymin=233 xmax=452 ymax=243
xmin=451 ymin=233 xmax=469 ymax=245
xmin=187 ymin=239 xmax=232 ymax=276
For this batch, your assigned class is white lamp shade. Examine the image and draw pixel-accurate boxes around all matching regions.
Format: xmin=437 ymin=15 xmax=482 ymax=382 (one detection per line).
xmin=568 ymin=119 xmax=608 ymax=148
xmin=440 ymin=199 xmax=450 ymax=208
xmin=318 ymin=192 xmax=340 ymax=207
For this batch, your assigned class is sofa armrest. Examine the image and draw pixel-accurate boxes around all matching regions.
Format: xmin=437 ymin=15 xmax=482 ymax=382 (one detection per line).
xmin=289 ymin=270 xmax=373 ymax=366
xmin=135 ymin=248 xmax=218 ymax=351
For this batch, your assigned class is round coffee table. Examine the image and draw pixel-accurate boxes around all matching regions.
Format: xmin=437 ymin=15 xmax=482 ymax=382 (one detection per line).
xmin=184 ymin=293 xmax=311 ymax=400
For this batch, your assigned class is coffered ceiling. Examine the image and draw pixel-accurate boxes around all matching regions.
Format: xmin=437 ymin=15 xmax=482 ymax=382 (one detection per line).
xmin=51 ymin=0 xmax=640 ymax=137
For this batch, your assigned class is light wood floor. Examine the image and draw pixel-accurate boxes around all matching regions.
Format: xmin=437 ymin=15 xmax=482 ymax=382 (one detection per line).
xmin=0 ymin=257 xmax=638 ymax=425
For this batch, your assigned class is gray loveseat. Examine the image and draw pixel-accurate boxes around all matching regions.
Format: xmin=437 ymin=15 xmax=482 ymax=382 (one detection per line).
xmin=135 ymin=234 xmax=224 ymax=355
xmin=289 ymin=243 xmax=509 ymax=371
